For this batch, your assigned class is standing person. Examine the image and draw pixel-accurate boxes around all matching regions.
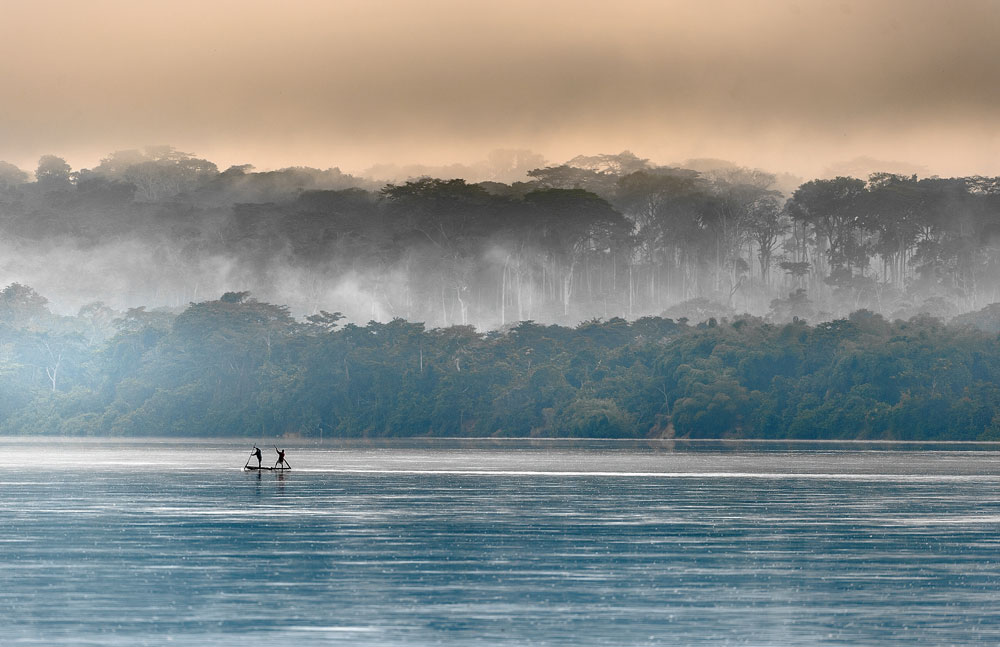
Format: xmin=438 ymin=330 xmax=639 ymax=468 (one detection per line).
xmin=274 ymin=446 xmax=290 ymax=469
xmin=252 ymin=445 xmax=262 ymax=469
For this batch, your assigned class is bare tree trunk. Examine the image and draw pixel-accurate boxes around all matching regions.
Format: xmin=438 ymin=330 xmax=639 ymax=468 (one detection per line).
xmin=500 ymin=255 xmax=509 ymax=326
xmin=456 ymin=286 xmax=467 ymax=326
xmin=562 ymin=268 xmax=573 ymax=316
xmin=628 ymin=261 xmax=633 ymax=319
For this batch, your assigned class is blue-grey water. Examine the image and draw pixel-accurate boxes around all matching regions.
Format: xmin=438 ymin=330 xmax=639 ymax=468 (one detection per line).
xmin=3 ymin=438 xmax=1000 ymax=646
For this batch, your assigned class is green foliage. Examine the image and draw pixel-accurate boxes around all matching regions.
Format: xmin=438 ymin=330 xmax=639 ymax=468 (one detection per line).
xmin=0 ymin=282 xmax=999 ymax=440
xmin=553 ymin=398 xmax=636 ymax=438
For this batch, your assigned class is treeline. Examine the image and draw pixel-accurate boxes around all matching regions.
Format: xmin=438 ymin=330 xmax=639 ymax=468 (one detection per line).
xmin=4 ymin=286 xmax=1000 ymax=440
xmin=3 ymin=148 xmax=1000 ymax=327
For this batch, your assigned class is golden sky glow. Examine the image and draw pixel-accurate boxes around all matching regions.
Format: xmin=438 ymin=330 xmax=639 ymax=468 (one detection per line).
xmin=2 ymin=0 xmax=999 ymax=177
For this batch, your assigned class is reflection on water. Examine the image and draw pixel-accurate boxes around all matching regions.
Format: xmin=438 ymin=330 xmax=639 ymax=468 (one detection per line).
xmin=2 ymin=439 xmax=1000 ymax=646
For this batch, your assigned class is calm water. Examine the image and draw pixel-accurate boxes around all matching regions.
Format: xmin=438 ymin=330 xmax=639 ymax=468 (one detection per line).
xmin=3 ymin=439 xmax=1000 ymax=646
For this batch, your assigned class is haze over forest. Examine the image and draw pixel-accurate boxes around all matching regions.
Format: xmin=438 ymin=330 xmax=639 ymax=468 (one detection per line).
xmin=1 ymin=0 xmax=998 ymax=327
xmin=2 ymin=0 xmax=1000 ymax=437
xmin=1 ymin=146 xmax=1000 ymax=330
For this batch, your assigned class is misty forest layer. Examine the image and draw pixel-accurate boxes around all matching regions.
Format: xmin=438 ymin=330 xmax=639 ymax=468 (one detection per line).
xmin=4 ymin=284 xmax=1000 ymax=440
xmin=2 ymin=148 xmax=1000 ymax=330
xmin=4 ymin=148 xmax=1000 ymax=438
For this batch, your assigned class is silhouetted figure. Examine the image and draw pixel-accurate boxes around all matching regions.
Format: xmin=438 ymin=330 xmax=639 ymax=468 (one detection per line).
xmin=252 ymin=445 xmax=262 ymax=469
xmin=274 ymin=446 xmax=290 ymax=469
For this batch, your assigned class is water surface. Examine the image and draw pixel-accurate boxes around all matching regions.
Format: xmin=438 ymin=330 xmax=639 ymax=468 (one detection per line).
xmin=3 ymin=438 xmax=1000 ymax=645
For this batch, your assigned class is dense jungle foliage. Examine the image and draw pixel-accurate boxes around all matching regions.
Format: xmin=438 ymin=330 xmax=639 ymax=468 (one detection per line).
xmin=4 ymin=285 xmax=1000 ymax=440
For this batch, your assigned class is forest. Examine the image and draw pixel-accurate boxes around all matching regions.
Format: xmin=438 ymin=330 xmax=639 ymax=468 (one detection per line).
xmin=2 ymin=148 xmax=1000 ymax=329
xmin=3 ymin=147 xmax=1000 ymax=438
xmin=2 ymin=284 xmax=1000 ymax=439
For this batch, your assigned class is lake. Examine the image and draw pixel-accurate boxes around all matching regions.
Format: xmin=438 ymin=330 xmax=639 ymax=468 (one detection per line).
xmin=3 ymin=438 xmax=1000 ymax=645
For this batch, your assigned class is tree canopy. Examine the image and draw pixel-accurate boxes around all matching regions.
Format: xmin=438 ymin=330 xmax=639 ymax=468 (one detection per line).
xmin=2 ymin=285 xmax=1000 ymax=441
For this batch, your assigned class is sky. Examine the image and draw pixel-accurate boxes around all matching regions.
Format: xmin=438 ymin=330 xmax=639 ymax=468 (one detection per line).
xmin=1 ymin=0 xmax=998 ymax=178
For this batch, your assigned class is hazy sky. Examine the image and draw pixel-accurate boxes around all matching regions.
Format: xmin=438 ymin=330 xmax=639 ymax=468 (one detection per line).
xmin=2 ymin=0 xmax=998 ymax=178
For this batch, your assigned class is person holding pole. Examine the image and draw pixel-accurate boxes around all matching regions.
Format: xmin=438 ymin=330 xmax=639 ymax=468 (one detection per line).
xmin=274 ymin=446 xmax=290 ymax=469
xmin=244 ymin=445 xmax=263 ymax=470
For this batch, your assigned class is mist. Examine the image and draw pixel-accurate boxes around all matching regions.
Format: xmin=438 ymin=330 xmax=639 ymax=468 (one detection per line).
xmin=3 ymin=146 xmax=1000 ymax=444
xmin=2 ymin=147 xmax=1000 ymax=334
xmin=3 ymin=1 xmax=1000 ymax=179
